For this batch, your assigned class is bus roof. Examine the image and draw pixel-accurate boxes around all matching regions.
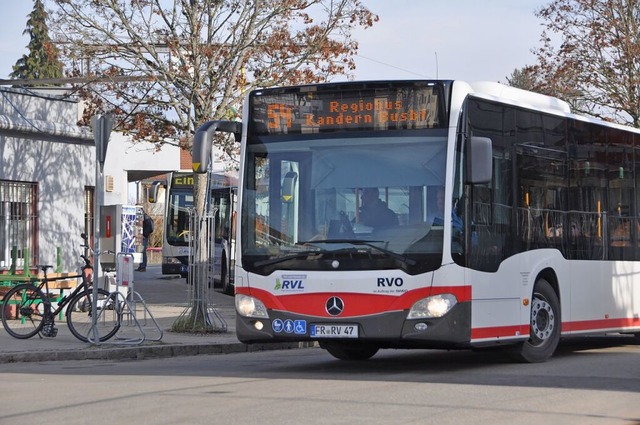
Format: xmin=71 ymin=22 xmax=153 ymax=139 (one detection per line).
xmin=468 ymin=81 xmax=571 ymax=114
xmin=466 ymin=80 xmax=640 ymax=136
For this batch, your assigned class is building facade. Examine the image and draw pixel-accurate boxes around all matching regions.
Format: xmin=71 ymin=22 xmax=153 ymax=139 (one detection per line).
xmin=0 ymin=87 xmax=181 ymax=273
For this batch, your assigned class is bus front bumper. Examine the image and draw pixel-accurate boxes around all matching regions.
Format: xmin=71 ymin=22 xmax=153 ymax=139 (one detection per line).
xmin=236 ymin=302 xmax=471 ymax=349
xmin=162 ymin=257 xmax=188 ymax=277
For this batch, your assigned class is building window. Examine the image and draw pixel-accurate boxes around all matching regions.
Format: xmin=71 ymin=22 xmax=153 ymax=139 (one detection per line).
xmin=0 ymin=180 xmax=38 ymax=270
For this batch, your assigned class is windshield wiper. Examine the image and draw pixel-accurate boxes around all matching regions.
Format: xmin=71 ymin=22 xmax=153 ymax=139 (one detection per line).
xmin=253 ymin=249 xmax=327 ymax=268
xmin=298 ymin=239 xmax=417 ymax=266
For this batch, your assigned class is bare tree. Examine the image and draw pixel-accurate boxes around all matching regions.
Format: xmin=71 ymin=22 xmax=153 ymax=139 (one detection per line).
xmin=530 ymin=0 xmax=640 ymax=126
xmin=48 ymin=0 xmax=377 ymax=331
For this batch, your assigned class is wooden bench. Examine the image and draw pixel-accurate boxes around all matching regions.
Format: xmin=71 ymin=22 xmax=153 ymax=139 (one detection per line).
xmin=1 ymin=272 xmax=80 ymax=320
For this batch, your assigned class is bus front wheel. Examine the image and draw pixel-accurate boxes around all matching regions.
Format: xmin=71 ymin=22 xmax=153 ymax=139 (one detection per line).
xmin=514 ymin=278 xmax=561 ymax=363
xmin=320 ymin=342 xmax=379 ymax=361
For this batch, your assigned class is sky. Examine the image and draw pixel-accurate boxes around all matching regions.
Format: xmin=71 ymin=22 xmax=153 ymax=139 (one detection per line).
xmin=0 ymin=1 xmax=548 ymax=83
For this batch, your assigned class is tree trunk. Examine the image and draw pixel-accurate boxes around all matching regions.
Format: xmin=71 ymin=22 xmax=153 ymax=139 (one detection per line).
xmin=171 ymin=173 xmax=216 ymax=332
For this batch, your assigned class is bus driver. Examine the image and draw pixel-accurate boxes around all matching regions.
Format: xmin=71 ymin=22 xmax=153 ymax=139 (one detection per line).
xmin=359 ymin=187 xmax=398 ymax=230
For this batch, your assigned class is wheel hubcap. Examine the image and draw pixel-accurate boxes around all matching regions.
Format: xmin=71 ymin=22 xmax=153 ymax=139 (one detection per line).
xmin=531 ymin=297 xmax=555 ymax=341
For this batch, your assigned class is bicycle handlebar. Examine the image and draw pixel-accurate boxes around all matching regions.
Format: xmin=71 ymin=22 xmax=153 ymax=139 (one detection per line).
xmin=80 ymin=254 xmax=92 ymax=267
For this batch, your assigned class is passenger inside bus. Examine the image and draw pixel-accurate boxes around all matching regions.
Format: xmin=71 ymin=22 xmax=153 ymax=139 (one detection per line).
xmin=428 ymin=186 xmax=447 ymax=226
xmin=429 ymin=186 xmax=463 ymax=231
xmin=609 ymin=206 xmax=639 ymax=260
xmin=610 ymin=220 xmax=635 ymax=247
xmin=610 ymin=206 xmax=639 ymax=248
xmin=359 ymin=187 xmax=398 ymax=230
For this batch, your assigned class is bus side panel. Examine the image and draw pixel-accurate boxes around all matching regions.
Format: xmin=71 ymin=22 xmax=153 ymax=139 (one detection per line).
xmin=568 ymin=260 xmax=640 ymax=334
xmin=468 ymin=250 xmax=569 ymax=343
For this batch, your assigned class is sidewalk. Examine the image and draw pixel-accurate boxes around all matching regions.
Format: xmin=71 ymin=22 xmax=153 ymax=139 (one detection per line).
xmin=0 ymin=269 xmax=307 ymax=363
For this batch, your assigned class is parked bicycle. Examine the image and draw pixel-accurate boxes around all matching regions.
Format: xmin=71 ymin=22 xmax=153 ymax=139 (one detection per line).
xmin=0 ymin=234 xmax=121 ymax=342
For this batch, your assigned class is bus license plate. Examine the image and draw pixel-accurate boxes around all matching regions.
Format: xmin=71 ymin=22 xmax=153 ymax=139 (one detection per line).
xmin=310 ymin=324 xmax=358 ymax=338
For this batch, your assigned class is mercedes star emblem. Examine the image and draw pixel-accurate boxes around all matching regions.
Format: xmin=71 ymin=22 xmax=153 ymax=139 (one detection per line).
xmin=325 ymin=296 xmax=344 ymax=316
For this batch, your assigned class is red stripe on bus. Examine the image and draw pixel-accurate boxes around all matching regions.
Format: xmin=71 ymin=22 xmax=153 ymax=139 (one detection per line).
xmin=472 ymin=317 xmax=640 ymax=341
xmin=471 ymin=325 xmax=530 ymax=340
xmin=563 ymin=317 xmax=640 ymax=332
xmin=236 ymin=285 xmax=471 ymax=317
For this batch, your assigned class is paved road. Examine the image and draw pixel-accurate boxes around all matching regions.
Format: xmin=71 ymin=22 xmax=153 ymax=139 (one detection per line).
xmin=131 ymin=266 xmax=192 ymax=304
xmin=0 ymin=338 xmax=638 ymax=425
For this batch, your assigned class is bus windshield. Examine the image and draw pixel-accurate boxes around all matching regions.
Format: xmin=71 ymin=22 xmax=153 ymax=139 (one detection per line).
xmin=166 ymin=189 xmax=192 ymax=247
xmin=165 ymin=174 xmax=235 ymax=247
xmin=242 ymin=131 xmax=450 ymax=275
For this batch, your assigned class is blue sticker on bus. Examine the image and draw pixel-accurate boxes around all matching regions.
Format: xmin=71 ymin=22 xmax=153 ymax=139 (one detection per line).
xmin=272 ymin=319 xmax=284 ymax=333
xmin=283 ymin=319 xmax=295 ymax=333
xmin=294 ymin=320 xmax=307 ymax=334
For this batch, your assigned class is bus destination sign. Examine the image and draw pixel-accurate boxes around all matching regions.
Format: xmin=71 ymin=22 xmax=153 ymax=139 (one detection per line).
xmin=249 ymin=83 xmax=444 ymax=135
xmin=172 ymin=173 xmax=236 ymax=189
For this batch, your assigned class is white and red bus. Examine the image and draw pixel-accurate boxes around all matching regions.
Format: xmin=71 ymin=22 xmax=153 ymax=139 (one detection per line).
xmin=194 ymin=80 xmax=640 ymax=362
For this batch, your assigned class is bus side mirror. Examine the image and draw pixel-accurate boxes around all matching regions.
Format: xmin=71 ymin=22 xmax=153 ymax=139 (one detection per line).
xmin=466 ymin=136 xmax=493 ymax=184
xmin=282 ymin=171 xmax=298 ymax=203
xmin=192 ymin=120 xmax=242 ymax=173
xmin=148 ymin=181 xmax=163 ymax=203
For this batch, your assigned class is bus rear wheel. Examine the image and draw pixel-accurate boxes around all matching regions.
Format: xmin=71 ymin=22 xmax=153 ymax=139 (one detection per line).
xmin=514 ymin=278 xmax=560 ymax=363
xmin=320 ymin=342 xmax=379 ymax=360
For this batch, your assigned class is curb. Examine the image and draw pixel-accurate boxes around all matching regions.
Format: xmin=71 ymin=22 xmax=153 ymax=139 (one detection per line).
xmin=0 ymin=341 xmax=316 ymax=364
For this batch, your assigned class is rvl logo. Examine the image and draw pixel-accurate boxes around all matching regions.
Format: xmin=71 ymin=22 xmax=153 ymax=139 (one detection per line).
xmin=282 ymin=280 xmax=305 ymax=289
xmin=275 ymin=278 xmax=305 ymax=290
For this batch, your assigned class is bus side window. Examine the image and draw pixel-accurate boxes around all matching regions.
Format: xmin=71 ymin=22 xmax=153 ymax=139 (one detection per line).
xmin=609 ymin=206 xmax=638 ymax=260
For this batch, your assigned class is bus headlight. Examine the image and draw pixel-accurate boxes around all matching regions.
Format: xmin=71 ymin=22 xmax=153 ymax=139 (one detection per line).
xmin=164 ymin=257 xmax=182 ymax=264
xmin=236 ymin=295 xmax=269 ymax=318
xmin=407 ymin=294 xmax=457 ymax=319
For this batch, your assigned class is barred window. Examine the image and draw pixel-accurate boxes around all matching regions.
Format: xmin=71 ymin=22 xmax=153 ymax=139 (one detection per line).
xmin=0 ymin=180 xmax=38 ymax=270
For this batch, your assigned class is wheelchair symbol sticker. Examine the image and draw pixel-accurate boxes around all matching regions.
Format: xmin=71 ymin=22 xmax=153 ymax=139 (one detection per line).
xmin=294 ymin=320 xmax=306 ymax=334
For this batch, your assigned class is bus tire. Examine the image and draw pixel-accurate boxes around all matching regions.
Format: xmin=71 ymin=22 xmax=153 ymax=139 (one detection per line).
xmin=514 ymin=278 xmax=560 ymax=363
xmin=221 ymin=258 xmax=233 ymax=295
xmin=321 ymin=342 xmax=379 ymax=361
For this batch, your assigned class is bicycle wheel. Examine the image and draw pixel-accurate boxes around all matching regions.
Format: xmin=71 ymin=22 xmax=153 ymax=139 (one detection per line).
xmin=1 ymin=284 xmax=47 ymax=339
xmin=66 ymin=288 xmax=120 ymax=342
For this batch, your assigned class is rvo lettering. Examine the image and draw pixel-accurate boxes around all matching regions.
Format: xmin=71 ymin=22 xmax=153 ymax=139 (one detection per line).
xmin=282 ymin=280 xmax=305 ymax=289
xmin=377 ymin=277 xmax=403 ymax=287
